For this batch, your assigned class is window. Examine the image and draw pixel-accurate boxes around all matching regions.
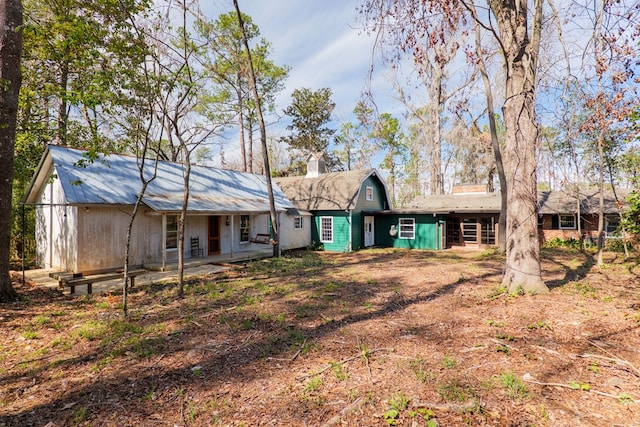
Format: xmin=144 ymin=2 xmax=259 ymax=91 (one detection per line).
xmin=294 ymin=217 xmax=303 ymax=229
xmin=240 ymin=215 xmax=250 ymax=242
xmin=480 ymin=217 xmax=495 ymax=244
xmin=462 ymin=218 xmax=477 ymax=242
xmin=365 ymin=186 xmax=373 ymax=201
xmin=399 ymin=218 xmax=415 ymax=239
xmin=606 ymin=216 xmax=620 ymax=238
xmin=166 ymin=215 xmax=178 ymax=249
xmin=320 ymin=217 xmax=333 ymax=243
xmin=559 ymin=214 xmax=576 ymax=230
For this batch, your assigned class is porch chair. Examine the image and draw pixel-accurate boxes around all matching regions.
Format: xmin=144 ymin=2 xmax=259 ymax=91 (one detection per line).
xmin=190 ymin=236 xmax=204 ymax=258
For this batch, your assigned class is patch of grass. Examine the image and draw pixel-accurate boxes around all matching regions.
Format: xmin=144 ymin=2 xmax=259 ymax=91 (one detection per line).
xmin=330 ymin=362 xmax=349 ymax=381
xmin=74 ymin=320 xmax=109 ymax=341
xmin=31 ymin=315 xmax=51 ymax=326
xmin=304 ymin=375 xmax=322 ymax=393
xmin=384 ymin=392 xmax=409 ymax=426
xmin=487 ymin=286 xmax=508 ymax=300
xmin=437 ymin=378 xmax=473 ymax=402
xmin=410 ymin=357 xmax=433 ymax=383
xmin=486 ymin=319 xmax=507 ymax=327
xmin=498 ymin=371 xmax=528 ymax=399
xmin=495 ymin=344 xmax=510 ymax=355
xmin=527 ymin=320 xmax=553 ymax=330
xmin=22 ymin=330 xmax=39 ymax=340
xmin=441 ymin=355 xmax=457 ymax=369
xmin=575 ymin=282 xmax=598 ymax=298
xmin=495 ymin=332 xmax=515 ymax=342
xmin=142 ymin=384 xmax=157 ymax=401
xmin=72 ymin=406 xmax=88 ymax=425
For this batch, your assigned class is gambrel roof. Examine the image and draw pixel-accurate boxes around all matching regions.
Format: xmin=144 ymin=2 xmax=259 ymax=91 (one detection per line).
xmin=274 ymin=169 xmax=391 ymax=211
xmin=24 ymin=145 xmax=295 ymax=214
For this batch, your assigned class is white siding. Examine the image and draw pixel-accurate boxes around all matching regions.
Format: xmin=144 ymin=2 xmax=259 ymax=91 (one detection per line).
xmin=279 ymin=214 xmax=311 ymax=250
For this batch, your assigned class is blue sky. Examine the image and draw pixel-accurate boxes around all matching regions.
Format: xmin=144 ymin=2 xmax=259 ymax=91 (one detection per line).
xmin=207 ymin=1 xmax=393 ymax=136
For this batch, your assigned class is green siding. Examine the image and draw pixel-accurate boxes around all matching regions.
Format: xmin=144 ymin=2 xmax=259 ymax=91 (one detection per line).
xmin=352 ymin=175 xmax=388 ymax=250
xmin=311 ymin=173 xmax=390 ymax=252
xmin=312 ymin=211 xmax=351 ymax=252
xmin=376 ymin=214 xmax=442 ymax=250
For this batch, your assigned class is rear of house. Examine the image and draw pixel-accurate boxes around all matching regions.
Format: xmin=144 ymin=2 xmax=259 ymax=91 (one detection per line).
xmin=275 ymin=157 xmax=391 ymax=252
xmin=24 ymin=146 xmax=301 ymax=274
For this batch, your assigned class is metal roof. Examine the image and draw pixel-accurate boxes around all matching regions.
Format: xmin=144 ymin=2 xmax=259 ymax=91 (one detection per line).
xmin=25 ymin=145 xmax=294 ymax=213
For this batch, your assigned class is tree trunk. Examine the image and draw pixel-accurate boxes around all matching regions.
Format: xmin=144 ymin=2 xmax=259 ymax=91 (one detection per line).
xmin=429 ymin=70 xmax=444 ymax=195
xmin=596 ymin=138 xmax=605 ymax=266
xmin=472 ymin=10 xmax=507 ymax=252
xmin=489 ymin=0 xmax=548 ymax=294
xmin=233 ymin=0 xmax=279 ymax=257
xmin=0 ymin=0 xmax=22 ymax=303
xmin=236 ymin=82 xmax=247 ymax=172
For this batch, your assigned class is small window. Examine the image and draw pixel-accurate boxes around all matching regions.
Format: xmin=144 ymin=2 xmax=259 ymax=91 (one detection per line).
xmin=166 ymin=215 xmax=178 ymax=249
xmin=240 ymin=215 xmax=250 ymax=242
xmin=606 ymin=216 xmax=620 ymax=238
xmin=559 ymin=214 xmax=576 ymax=230
xmin=399 ymin=218 xmax=415 ymax=239
xmin=294 ymin=217 xmax=303 ymax=229
xmin=365 ymin=186 xmax=373 ymax=201
xmin=320 ymin=217 xmax=333 ymax=243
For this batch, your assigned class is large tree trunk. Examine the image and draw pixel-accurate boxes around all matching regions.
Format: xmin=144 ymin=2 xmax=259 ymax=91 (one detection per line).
xmin=0 ymin=0 xmax=22 ymax=303
xmin=489 ymin=0 xmax=548 ymax=294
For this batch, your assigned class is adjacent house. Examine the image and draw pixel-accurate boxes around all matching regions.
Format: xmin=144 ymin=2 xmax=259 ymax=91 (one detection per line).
xmin=24 ymin=145 xmax=304 ymax=274
xmin=275 ymin=154 xmax=392 ymax=252
xmin=537 ymin=188 xmax=631 ymax=244
xmin=402 ymin=191 xmax=502 ymax=249
xmin=405 ymin=187 xmax=630 ymax=249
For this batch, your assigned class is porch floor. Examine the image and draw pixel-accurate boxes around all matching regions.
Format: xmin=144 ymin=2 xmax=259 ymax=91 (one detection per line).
xmin=144 ymin=247 xmax=275 ymax=271
xmin=22 ymin=247 xmax=276 ymax=295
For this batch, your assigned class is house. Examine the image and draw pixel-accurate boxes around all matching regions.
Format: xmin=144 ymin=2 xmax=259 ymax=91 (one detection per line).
xmin=402 ymin=191 xmax=502 ymax=249
xmin=405 ymin=187 xmax=630 ymax=249
xmin=537 ymin=188 xmax=631 ymax=243
xmin=23 ymin=145 xmax=305 ymax=274
xmin=274 ymin=155 xmax=392 ymax=252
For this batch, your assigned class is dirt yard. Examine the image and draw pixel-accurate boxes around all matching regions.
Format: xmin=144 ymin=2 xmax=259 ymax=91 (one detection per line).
xmin=1 ymin=248 xmax=639 ymax=426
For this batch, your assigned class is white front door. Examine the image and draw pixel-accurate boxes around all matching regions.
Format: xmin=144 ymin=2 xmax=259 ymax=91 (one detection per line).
xmin=364 ymin=216 xmax=375 ymax=247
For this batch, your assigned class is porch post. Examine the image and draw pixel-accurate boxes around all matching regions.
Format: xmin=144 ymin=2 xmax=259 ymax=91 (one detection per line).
xmin=161 ymin=214 xmax=167 ymax=272
xmin=230 ymin=215 xmax=234 ymax=258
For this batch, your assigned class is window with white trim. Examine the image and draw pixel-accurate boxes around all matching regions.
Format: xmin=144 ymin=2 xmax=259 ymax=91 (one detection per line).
xmin=294 ymin=217 xmax=303 ymax=229
xmin=365 ymin=186 xmax=373 ymax=201
xmin=559 ymin=214 xmax=576 ymax=230
xmin=605 ymin=216 xmax=620 ymax=237
xmin=166 ymin=215 xmax=178 ymax=249
xmin=399 ymin=218 xmax=415 ymax=239
xmin=240 ymin=215 xmax=250 ymax=242
xmin=320 ymin=217 xmax=333 ymax=243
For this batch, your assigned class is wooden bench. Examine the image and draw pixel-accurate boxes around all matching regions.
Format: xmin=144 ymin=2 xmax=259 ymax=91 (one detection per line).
xmin=51 ymin=269 xmax=147 ymax=294
xmin=250 ymin=233 xmax=272 ymax=244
